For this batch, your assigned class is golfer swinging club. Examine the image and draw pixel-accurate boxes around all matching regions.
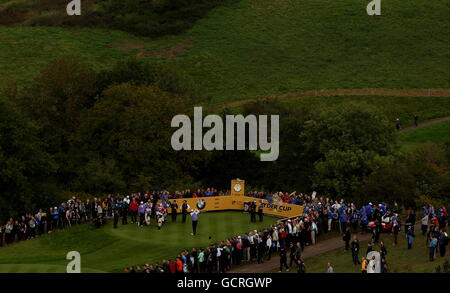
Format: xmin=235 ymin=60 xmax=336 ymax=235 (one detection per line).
xmin=190 ymin=209 xmax=200 ymax=236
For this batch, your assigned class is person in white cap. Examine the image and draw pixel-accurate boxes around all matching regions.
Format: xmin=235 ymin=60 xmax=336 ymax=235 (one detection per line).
xmin=266 ymin=235 xmax=273 ymax=260
xmin=272 ymin=227 xmax=279 ymax=252
xmin=286 ymin=219 xmax=293 ymax=247
xmin=249 ymin=232 xmax=256 ymax=261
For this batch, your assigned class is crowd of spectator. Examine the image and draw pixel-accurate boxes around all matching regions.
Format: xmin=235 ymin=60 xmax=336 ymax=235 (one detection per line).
xmin=1 ymin=188 xmax=448 ymax=274
xmin=246 ymin=191 xmax=310 ymax=206
xmin=124 ymin=218 xmax=311 ymax=274
xmin=124 ymin=192 xmax=449 ymax=273
xmin=0 ymin=188 xmax=222 ymax=247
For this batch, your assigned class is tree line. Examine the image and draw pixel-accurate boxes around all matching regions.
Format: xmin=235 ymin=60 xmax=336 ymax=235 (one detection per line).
xmin=1 ymin=56 xmax=449 ymax=222
xmin=0 ymin=0 xmax=237 ymax=37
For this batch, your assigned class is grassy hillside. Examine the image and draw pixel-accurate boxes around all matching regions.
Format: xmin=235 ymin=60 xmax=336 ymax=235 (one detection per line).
xmin=1 ymin=0 xmax=449 ymax=105
xmin=151 ymin=0 xmax=450 ymax=104
xmin=0 ymin=0 xmax=231 ymax=36
xmin=228 ymin=95 xmax=450 ymax=128
xmin=401 ymin=120 xmax=450 ymax=143
xmin=399 ymin=120 xmax=450 ymax=151
xmin=0 ymin=26 xmax=134 ymax=89
xmin=0 ymin=211 xmax=275 ymax=273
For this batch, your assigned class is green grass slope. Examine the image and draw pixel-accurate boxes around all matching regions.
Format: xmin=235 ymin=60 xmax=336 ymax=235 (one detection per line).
xmin=228 ymin=95 xmax=450 ymax=128
xmin=401 ymin=120 xmax=450 ymax=143
xmin=282 ymin=95 xmax=450 ymax=128
xmin=0 ymin=26 xmax=134 ymax=88
xmin=399 ymin=120 xmax=450 ymax=151
xmin=163 ymin=0 xmax=450 ymax=104
xmin=0 ymin=211 xmax=275 ymax=273
xmin=1 ymin=0 xmax=449 ymax=105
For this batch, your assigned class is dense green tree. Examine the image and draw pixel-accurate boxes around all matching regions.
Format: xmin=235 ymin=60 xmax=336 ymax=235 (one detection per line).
xmin=406 ymin=143 xmax=450 ymax=202
xmin=20 ymin=56 xmax=98 ymax=154
xmin=361 ymin=155 xmax=416 ymax=206
xmin=72 ymin=83 xmax=195 ymax=193
xmin=302 ymin=102 xmax=396 ymax=156
xmin=302 ymin=103 xmax=398 ymax=200
xmin=98 ymin=57 xmax=200 ymax=103
xmin=16 ymin=57 xmax=99 ymax=188
xmin=0 ymin=97 xmax=59 ymax=222
xmin=238 ymin=101 xmax=314 ymax=191
xmin=311 ymin=149 xmax=382 ymax=203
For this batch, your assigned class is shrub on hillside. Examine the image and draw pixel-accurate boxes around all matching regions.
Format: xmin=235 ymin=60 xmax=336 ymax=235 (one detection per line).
xmin=0 ymin=0 xmax=235 ymax=37
xmin=0 ymin=6 xmax=27 ymax=25
xmin=98 ymin=57 xmax=201 ymax=104
xmin=99 ymin=0 xmax=232 ymax=36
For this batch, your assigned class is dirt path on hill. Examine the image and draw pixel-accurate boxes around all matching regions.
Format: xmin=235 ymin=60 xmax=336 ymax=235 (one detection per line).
xmin=215 ymin=88 xmax=450 ymax=110
xmin=400 ymin=116 xmax=450 ymax=132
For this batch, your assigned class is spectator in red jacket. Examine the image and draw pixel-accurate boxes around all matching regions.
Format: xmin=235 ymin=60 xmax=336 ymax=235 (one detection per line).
xmin=168 ymin=260 xmax=176 ymax=273
xmin=129 ymin=199 xmax=139 ymax=224
xmin=279 ymin=228 xmax=287 ymax=249
xmin=176 ymin=257 xmax=183 ymax=274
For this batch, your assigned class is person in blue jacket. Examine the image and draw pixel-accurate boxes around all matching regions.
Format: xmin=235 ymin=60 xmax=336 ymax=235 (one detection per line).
xmin=422 ymin=206 xmax=429 ymax=218
xmin=351 ymin=211 xmax=359 ymax=231
xmin=406 ymin=226 xmax=415 ymax=250
xmin=326 ymin=209 xmax=333 ymax=232
xmin=338 ymin=205 xmax=346 ymax=216
xmin=51 ymin=207 xmax=59 ymax=231
xmin=339 ymin=213 xmax=349 ymax=233
xmin=365 ymin=204 xmax=374 ymax=220
xmin=379 ymin=203 xmax=386 ymax=215
xmin=360 ymin=213 xmax=368 ymax=233
xmin=428 ymin=236 xmax=438 ymax=261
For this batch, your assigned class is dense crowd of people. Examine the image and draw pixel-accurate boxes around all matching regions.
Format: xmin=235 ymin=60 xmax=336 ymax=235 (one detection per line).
xmin=125 ymin=192 xmax=449 ymax=273
xmin=246 ymin=191 xmax=312 ymax=206
xmin=0 ymin=188 xmax=223 ymax=247
xmin=1 ymin=188 xmax=448 ymax=274
xmin=0 ymin=188 xmax=308 ymax=247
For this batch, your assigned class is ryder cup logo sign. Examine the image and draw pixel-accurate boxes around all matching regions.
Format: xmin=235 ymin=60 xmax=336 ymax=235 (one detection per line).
xmin=196 ymin=199 xmax=206 ymax=210
xmin=171 ymin=107 xmax=279 ymax=161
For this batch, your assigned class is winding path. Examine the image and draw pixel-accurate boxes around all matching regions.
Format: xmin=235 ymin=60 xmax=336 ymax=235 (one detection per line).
xmin=215 ymin=88 xmax=450 ymax=110
xmin=400 ymin=116 xmax=450 ymax=132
